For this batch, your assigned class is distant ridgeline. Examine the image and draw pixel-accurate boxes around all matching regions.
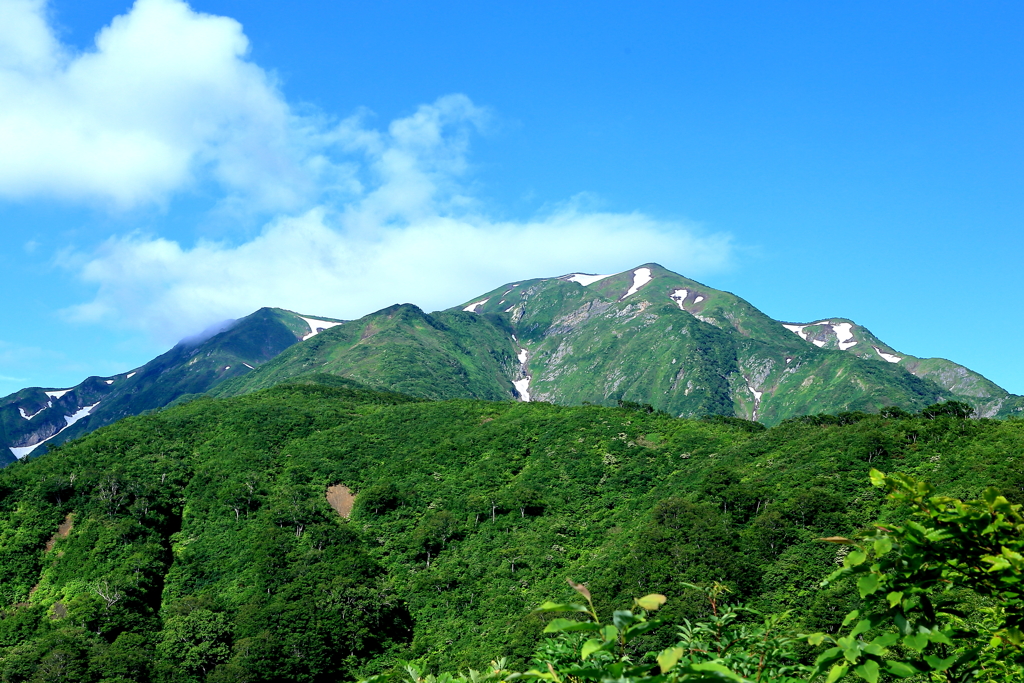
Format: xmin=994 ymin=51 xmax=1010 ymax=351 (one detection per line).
xmin=3 ymin=263 xmax=1022 ymax=465
xmin=0 ymin=380 xmax=1021 ymax=680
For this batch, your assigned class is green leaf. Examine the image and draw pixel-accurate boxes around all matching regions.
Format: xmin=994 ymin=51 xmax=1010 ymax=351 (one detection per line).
xmin=845 ymin=550 xmax=867 ymax=568
xmin=923 ymin=654 xmax=957 ymax=672
xmin=851 ymin=619 xmax=872 ymax=637
xmin=826 ymin=663 xmax=849 ymax=683
xmin=870 ymin=633 xmax=899 ymax=648
xmin=869 ymin=469 xmax=886 ymax=488
xmin=903 ymin=633 xmax=927 ymax=651
xmin=634 ymin=594 xmax=667 ymax=611
xmin=815 ymin=647 xmax=844 ymax=667
xmin=542 ymin=618 xmax=600 ymax=633
xmin=858 ymin=574 xmax=881 ymax=598
xmin=842 ymin=610 xmax=861 ymax=627
xmin=580 ymin=639 xmax=604 ymax=661
xmin=657 ymin=647 xmax=683 ymax=673
xmin=853 ymin=659 xmax=879 ymax=683
xmin=535 ymin=602 xmax=589 ymax=613
xmin=884 ymin=661 xmax=919 ymax=678
xmin=873 ymin=536 xmax=893 ymax=556
xmin=886 ymin=591 xmax=903 ymax=608
xmin=612 ymin=610 xmax=638 ymax=630
xmin=808 ymin=633 xmax=827 ymax=646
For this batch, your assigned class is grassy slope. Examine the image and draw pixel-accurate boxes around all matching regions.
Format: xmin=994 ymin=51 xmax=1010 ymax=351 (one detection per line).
xmin=213 ymin=305 xmax=518 ymax=402
xmin=2 ymin=380 xmax=1023 ymax=680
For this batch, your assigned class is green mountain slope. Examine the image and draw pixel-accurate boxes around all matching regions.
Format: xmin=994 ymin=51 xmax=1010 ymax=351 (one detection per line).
xmin=0 ymin=308 xmax=341 ymax=465
xmin=775 ymin=317 xmax=1024 ymax=418
xmin=470 ymin=264 xmax=954 ymax=423
xmin=214 ymin=263 xmax=968 ymax=425
xmin=1 ymin=381 xmax=1022 ymax=680
xmin=4 ymin=264 xmax=1020 ymax=465
xmin=211 ymin=304 xmax=518 ymax=402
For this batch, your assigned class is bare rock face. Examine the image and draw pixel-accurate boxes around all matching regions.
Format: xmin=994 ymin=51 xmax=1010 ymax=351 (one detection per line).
xmin=326 ymin=484 xmax=355 ymax=518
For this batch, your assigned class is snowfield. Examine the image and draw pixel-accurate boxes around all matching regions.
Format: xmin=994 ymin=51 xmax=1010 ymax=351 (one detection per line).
xmin=874 ymin=347 xmax=902 ymax=363
xmin=566 ymin=273 xmax=613 ymax=286
xmin=513 ymin=377 xmax=531 ymax=402
xmin=9 ymin=402 xmax=100 ymax=459
xmin=782 ymin=324 xmax=809 ymax=340
xmin=300 ymin=316 xmax=343 ymax=341
xmin=624 ymin=268 xmax=653 ymax=297
xmin=462 ymin=299 xmax=489 ymax=313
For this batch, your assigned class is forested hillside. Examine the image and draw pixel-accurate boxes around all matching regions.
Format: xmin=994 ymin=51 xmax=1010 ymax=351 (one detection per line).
xmin=1 ymin=377 xmax=1022 ymax=681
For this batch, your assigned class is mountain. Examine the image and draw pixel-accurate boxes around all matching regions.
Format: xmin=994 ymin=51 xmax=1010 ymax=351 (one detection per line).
xmin=214 ymin=263 xmax=1022 ymax=423
xmin=0 ymin=380 xmax=1021 ymax=680
xmin=775 ymin=317 xmax=1023 ymax=417
xmin=0 ymin=308 xmax=344 ymax=466
xmin=3 ymin=263 xmax=1020 ymax=463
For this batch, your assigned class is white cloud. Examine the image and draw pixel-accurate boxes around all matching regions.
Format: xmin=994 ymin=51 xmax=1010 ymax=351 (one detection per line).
xmin=67 ymin=94 xmax=733 ymax=340
xmin=0 ymin=0 xmax=343 ymax=209
xmin=19 ymin=2 xmax=734 ymax=341
xmin=68 ymin=203 xmax=731 ymax=342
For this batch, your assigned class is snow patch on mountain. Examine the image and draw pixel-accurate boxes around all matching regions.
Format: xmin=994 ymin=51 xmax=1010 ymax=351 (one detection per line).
xmin=695 ymin=296 xmax=704 ymax=303
xmin=9 ymin=402 xmax=100 ymax=459
xmin=783 ymin=321 xmax=858 ymax=350
xmin=513 ymin=347 xmax=531 ymax=401
xmin=65 ymin=402 xmax=100 ymax=428
xmin=462 ymin=299 xmax=488 ymax=313
xmin=623 ymin=268 xmax=653 ymax=298
xmin=9 ymin=444 xmax=40 ymax=459
xmin=874 ymin=347 xmax=902 ymax=363
xmin=832 ymin=322 xmax=858 ymax=350
xmin=566 ymin=273 xmax=613 ymax=286
xmin=105 ymin=379 xmax=114 ymax=384
xmin=300 ymin=317 xmax=343 ymax=341
xmin=243 ymin=363 xmax=254 ymax=369
xmin=45 ymin=389 xmax=71 ymax=399
xmin=670 ymin=289 xmax=688 ymax=309
xmin=747 ymin=385 xmax=763 ymax=420
xmin=127 ymin=372 xmax=136 ymax=378
xmin=19 ymin=404 xmax=49 ymax=420
xmin=782 ymin=324 xmax=810 ymax=340
xmin=513 ymin=378 xmax=531 ymax=402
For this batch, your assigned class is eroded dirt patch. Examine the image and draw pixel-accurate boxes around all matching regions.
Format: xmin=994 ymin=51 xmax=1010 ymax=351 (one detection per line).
xmin=326 ymin=485 xmax=355 ymax=518
xmin=45 ymin=513 xmax=74 ymax=552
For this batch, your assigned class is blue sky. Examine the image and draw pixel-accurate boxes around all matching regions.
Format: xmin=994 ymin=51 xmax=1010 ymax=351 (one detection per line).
xmin=1 ymin=0 xmax=1022 ymax=395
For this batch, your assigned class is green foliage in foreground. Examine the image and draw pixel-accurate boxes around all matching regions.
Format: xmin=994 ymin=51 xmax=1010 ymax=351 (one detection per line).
xmin=809 ymin=469 xmax=1024 ymax=682
xmin=379 ymin=473 xmax=1023 ymax=683
xmin=0 ymin=380 xmax=1023 ymax=682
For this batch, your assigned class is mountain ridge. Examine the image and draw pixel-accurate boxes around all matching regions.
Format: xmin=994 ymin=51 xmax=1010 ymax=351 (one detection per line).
xmin=3 ymin=263 xmax=1020 ymax=462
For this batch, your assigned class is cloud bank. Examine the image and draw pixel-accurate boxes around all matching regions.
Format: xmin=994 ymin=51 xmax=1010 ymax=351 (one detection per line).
xmin=0 ymin=0 xmax=340 ymax=209
xmin=5 ymin=0 xmax=734 ymax=341
xmin=70 ymin=205 xmax=732 ymax=341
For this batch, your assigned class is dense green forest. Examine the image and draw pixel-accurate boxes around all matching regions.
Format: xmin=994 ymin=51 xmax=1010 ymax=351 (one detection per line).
xmin=0 ymin=376 xmax=1022 ymax=681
